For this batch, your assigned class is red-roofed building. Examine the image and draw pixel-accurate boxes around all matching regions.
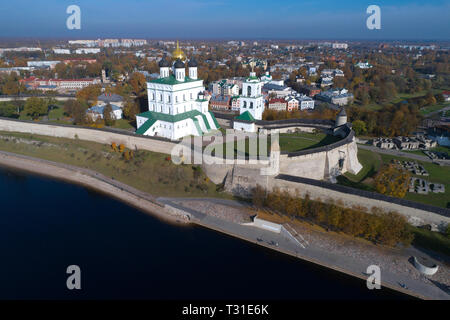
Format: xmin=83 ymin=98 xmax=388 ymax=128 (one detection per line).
xmin=268 ymin=98 xmax=287 ymax=111
xmin=442 ymin=91 xmax=450 ymax=102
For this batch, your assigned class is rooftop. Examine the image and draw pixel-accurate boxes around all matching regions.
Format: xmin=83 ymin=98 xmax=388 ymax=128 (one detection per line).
xmin=149 ymin=75 xmax=199 ymax=85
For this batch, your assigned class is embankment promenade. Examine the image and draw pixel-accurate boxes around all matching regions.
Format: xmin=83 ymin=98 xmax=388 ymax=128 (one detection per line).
xmin=1 ymin=150 xmax=448 ymax=300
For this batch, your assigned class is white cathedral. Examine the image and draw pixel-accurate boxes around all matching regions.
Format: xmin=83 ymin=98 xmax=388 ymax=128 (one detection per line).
xmin=136 ymin=43 xmax=220 ymax=140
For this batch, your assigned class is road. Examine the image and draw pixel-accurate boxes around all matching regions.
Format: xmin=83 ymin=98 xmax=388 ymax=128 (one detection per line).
xmin=423 ymin=105 xmax=450 ymax=118
xmin=358 ymin=144 xmax=450 ymax=165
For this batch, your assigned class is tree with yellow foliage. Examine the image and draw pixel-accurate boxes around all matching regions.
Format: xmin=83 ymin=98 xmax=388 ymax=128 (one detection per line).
xmin=111 ymin=142 xmax=118 ymax=152
xmin=374 ymin=164 xmax=411 ymax=198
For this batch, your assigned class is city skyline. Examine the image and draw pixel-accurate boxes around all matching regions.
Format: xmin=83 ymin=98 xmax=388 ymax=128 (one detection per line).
xmin=0 ymin=0 xmax=448 ymax=40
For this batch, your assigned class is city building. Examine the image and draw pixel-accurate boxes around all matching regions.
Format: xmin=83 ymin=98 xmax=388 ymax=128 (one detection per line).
xmin=316 ymin=88 xmax=354 ymax=106
xmin=86 ymin=104 xmax=123 ymax=121
xmin=210 ymin=95 xmax=231 ymax=111
xmin=75 ymin=48 xmax=101 ymax=54
xmin=298 ymin=85 xmax=321 ymax=97
xmin=233 ymin=111 xmax=256 ymax=132
xmin=231 ymin=96 xmax=240 ymax=111
xmin=262 ymin=83 xmax=293 ymax=98
xmin=19 ymin=76 xmax=101 ymax=92
xmin=135 ymin=53 xmax=220 ymax=140
xmin=332 ymin=43 xmax=348 ymax=49
xmin=268 ymin=98 xmax=287 ymax=111
xmin=97 ymin=93 xmax=124 ymax=108
xmin=355 ymin=61 xmax=373 ymax=69
xmin=53 ymin=48 xmax=71 ymax=54
xmin=27 ymin=61 xmax=60 ymax=69
xmin=297 ymin=95 xmax=315 ymax=110
xmin=285 ymin=96 xmax=298 ymax=111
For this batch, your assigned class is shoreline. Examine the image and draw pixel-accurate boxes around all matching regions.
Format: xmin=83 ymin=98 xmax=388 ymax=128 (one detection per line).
xmin=0 ymin=150 xmax=436 ymax=300
xmin=0 ymin=151 xmax=188 ymax=226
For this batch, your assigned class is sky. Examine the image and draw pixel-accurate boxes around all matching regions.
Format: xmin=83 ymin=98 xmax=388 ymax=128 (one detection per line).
xmin=0 ymin=0 xmax=449 ymax=40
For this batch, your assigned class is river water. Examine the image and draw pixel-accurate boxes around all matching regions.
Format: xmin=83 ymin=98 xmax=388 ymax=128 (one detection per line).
xmin=0 ymin=167 xmax=410 ymax=300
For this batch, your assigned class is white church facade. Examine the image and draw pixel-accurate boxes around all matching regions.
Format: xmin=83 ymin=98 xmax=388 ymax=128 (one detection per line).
xmin=136 ymin=52 xmax=220 ymax=140
xmin=233 ymin=70 xmax=265 ymax=132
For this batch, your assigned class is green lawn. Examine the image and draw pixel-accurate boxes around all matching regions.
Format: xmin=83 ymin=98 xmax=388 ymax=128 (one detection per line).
xmin=338 ymin=148 xmax=450 ymax=208
xmin=420 ymin=102 xmax=450 ymax=116
xmin=48 ymin=107 xmax=65 ymax=120
xmin=0 ymin=131 xmax=231 ymax=199
xmin=408 ymin=225 xmax=450 ymax=257
xmin=279 ymin=132 xmax=342 ymax=153
xmin=111 ymin=119 xmax=135 ymax=130
xmin=211 ymin=132 xmax=343 ymax=158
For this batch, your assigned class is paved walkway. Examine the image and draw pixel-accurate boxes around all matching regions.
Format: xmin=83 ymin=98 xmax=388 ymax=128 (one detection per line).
xmin=358 ymin=144 xmax=450 ymax=165
xmin=158 ymin=197 xmax=450 ymax=300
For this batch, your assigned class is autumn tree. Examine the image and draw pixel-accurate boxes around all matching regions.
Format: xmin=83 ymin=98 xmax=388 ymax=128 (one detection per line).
xmin=76 ymin=84 xmax=102 ymax=106
xmin=24 ymin=97 xmax=48 ymax=118
xmin=128 ymin=72 xmax=147 ymax=95
xmin=63 ymin=99 xmax=88 ymax=124
xmin=374 ymin=164 xmax=411 ymax=198
xmin=352 ymin=120 xmax=367 ymax=136
xmin=123 ymin=99 xmax=141 ymax=121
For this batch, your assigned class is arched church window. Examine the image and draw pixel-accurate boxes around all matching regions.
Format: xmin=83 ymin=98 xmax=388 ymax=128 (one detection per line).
xmin=250 ymin=102 xmax=253 ymax=109
xmin=243 ymin=101 xmax=247 ymax=108
xmin=247 ymin=86 xmax=252 ymax=97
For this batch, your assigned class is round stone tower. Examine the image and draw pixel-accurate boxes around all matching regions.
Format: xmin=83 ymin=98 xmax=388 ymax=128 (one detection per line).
xmin=335 ymin=107 xmax=347 ymax=127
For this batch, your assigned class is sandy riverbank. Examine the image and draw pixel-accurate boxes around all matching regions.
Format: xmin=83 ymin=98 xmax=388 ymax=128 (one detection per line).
xmin=0 ymin=151 xmax=189 ymax=226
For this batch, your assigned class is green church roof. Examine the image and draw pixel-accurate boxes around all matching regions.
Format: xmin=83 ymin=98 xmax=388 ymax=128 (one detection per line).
xmin=149 ymin=75 xmax=199 ymax=85
xmin=136 ymin=110 xmax=221 ymax=135
xmin=235 ymin=111 xmax=255 ymax=122
xmin=137 ymin=109 xmax=203 ymax=123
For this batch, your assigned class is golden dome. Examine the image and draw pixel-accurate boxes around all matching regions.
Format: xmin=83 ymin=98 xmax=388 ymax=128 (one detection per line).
xmin=172 ymin=40 xmax=186 ymax=60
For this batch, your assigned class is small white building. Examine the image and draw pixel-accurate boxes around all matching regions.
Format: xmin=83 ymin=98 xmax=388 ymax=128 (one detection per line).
xmin=86 ymin=104 xmax=123 ymax=121
xmin=233 ymin=111 xmax=256 ymax=132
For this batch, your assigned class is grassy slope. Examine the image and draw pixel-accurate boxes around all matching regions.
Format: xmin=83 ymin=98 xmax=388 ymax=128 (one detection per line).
xmin=0 ymin=131 xmax=231 ymax=199
xmin=408 ymin=225 xmax=450 ymax=257
xmin=338 ymin=147 xmax=450 ymax=208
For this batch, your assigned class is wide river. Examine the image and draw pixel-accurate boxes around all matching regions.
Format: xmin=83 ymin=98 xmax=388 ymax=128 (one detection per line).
xmin=0 ymin=167 xmax=410 ymax=299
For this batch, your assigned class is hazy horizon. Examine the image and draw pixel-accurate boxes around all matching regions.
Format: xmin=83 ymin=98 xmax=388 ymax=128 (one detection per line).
xmin=0 ymin=0 xmax=448 ymax=40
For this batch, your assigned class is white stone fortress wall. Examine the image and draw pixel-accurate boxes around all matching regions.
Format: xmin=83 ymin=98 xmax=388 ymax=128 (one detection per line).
xmin=1 ymin=117 xmax=448 ymax=230
xmin=0 ymin=118 xmax=177 ymax=154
